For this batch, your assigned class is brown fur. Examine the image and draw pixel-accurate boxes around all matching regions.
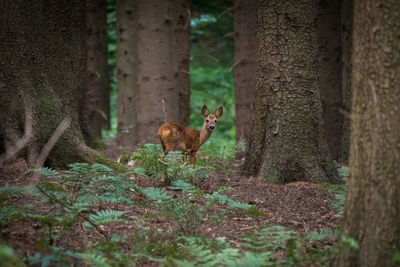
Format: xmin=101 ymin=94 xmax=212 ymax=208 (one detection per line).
xmin=158 ymin=105 xmax=223 ymax=164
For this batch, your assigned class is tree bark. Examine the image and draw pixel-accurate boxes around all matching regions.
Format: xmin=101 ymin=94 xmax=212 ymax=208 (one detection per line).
xmin=243 ymin=0 xmax=338 ymax=183
xmin=340 ymin=0 xmax=353 ymax=163
xmin=85 ymin=0 xmax=110 ymax=147
xmin=316 ymin=0 xmax=343 ymax=161
xmin=116 ymin=0 xmax=138 ymax=146
xmin=335 ymin=0 xmax=400 ymax=266
xmin=0 ymin=0 xmax=126 ymax=171
xmin=135 ymin=0 xmax=180 ymax=144
xmin=234 ymin=0 xmax=256 ymax=158
xmin=176 ymin=0 xmax=191 ymax=126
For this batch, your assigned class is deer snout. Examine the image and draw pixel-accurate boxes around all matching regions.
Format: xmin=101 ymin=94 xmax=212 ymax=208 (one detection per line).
xmin=209 ymin=125 xmax=215 ymax=130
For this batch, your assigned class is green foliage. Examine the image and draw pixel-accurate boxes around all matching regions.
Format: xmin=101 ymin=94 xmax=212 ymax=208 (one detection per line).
xmin=27 ymin=246 xmax=81 ymax=267
xmin=137 ymin=180 xmax=251 ymax=236
xmin=307 ymin=228 xmax=340 ymax=241
xmin=393 ymin=251 xmax=400 ymax=264
xmin=1 ymin=161 xmax=339 ymax=266
xmin=125 ymin=143 xmax=212 ymax=183
xmin=340 ymin=235 xmax=359 ymax=249
xmin=79 ymin=253 xmax=111 ymax=267
xmin=88 ymin=210 xmax=127 ymax=226
xmin=0 ymin=244 xmax=26 ymax=267
xmin=0 ymin=184 xmax=30 ymax=228
xmin=241 ymin=225 xmax=295 ymax=252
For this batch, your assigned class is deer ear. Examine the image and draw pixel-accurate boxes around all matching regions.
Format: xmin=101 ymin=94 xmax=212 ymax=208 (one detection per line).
xmin=215 ymin=106 xmax=223 ymax=118
xmin=202 ymin=105 xmax=209 ymax=117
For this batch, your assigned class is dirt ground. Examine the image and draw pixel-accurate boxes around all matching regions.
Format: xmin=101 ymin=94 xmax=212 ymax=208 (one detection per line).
xmin=0 ymin=145 xmax=343 ymax=264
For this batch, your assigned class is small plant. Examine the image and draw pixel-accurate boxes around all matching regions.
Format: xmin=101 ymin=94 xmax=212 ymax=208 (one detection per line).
xmin=136 ymin=180 xmax=252 ymax=236
xmin=123 ymin=143 xmax=212 ymax=183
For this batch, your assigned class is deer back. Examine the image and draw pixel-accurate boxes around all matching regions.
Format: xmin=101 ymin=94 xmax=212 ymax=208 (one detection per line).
xmin=158 ymin=122 xmax=200 ymax=152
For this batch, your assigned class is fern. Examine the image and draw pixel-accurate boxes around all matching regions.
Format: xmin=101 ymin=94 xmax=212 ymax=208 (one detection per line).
xmin=88 ymin=210 xmax=127 ymax=225
xmin=27 ymin=246 xmax=81 ymax=267
xmin=0 ymin=184 xmax=30 ymax=227
xmin=333 ymin=193 xmax=346 ymax=214
xmin=308 ymin=228 xmax=340 ymax=241
xmin=140 ymin=187 xmax=173 ymax=202
xmin=79 ymin=253 xmax=112 ymax=267
xmin=168 ymin=236 xmax=272 ymax=267
xmin=241 ymin=225 xmax=295 ymax=252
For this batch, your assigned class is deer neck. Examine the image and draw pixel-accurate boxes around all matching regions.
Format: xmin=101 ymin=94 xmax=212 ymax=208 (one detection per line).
xmin=199 ymin=125 xmax=212 ymax=146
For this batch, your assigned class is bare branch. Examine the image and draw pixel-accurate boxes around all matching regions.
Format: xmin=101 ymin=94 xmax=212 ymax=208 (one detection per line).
xmin=0 ymin=107 xmax=33 ymax=166
xmin=34 ymin=116 xmax=71 ymax=169
xmin=161 ymin=98 xmax=167 ymax=123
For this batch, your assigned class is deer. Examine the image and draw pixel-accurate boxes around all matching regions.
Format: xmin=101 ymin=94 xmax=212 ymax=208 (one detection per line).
xmin=158 ymin=105 xmax=223 ymax=164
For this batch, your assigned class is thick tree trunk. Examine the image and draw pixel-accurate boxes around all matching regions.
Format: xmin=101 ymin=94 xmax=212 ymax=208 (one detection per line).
xmin=243 ymin=0 xmax=338 ymax=183
xmin=339 ymin=0 xmax=353 ymax=163
xmin=0 ymin=0 xmax=126 ymax=171
xmin=176 ymin=0 xmax=191 ymax=126
xmin=116 ymin=0 xmax=138 ymax=146
xmin=234 ymin=0 xmax=256 ymax=158
xmin=316 ymin=0 xmax=343 ymax=161
xmin=85 ymin=0 xmax=110 ymax=147
xmin=135 ymin=0 xmax=180 ymax=144
xmin=335 ymin=1 xmax=400 ymax=266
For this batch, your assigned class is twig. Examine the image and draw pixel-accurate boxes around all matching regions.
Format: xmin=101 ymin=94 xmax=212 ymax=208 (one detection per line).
xmin=0 ymin=107 xmax=33 ymax=166
xmin=217 ymin=6 xmax=233 ymax=19
xmin=229 ymin=59 xmax=242 ymax=72
xmin=35 ymin=116 xmax=71 ymax=169
xmin=161 ymin=98 xmax=167 ymax=123
xmin=32 ymin=116 xmax=71 ymax=182
xmin=184 ymin=9 xmax=191 ymax=30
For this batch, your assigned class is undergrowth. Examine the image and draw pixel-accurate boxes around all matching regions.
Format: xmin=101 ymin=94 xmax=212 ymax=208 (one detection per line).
xmin=0 ymin=145 xmax=344 ymax=266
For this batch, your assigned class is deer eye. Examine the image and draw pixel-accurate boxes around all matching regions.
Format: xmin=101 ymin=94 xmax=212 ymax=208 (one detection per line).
xmin=206 ymin=120 xmax=209 ymax=123
xmin=215 ymin=120 xmax=217 ymax=123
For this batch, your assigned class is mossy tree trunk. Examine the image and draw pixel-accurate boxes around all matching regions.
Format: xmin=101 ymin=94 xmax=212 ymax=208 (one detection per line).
xmin=234 ymin=0 xmax=256 ymax=158
xmin=316 ymin=0 xmax=343 ymax=161
xmin=243 ymin=0 xmax=338 ymax=183
xmin=85 ymin=0 xmax=111 ymax=147
xmin=335 ymin=0 xmax=400 ymax=266
xmin=339 ymin=0 xmax=354 ymax=163
xmin=0 ymin=0 xmax=126 ymax=171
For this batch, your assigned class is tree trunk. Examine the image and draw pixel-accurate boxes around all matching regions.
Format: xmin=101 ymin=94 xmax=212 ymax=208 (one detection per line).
xmin=135 ymin=0 xmax=180 ymax=144
xmin=339 ymin=0 xmax=353 ymax=163
xmin=316 ymin=0 xmax=343 ymax=161
xmin=176 ymin=0 xmax=191 ymax=126
xmin=0 ymin=0 xmax=126 ymax=172
xmin=335 ymin=1 xmax=400 ymax=266
xmin=116 ymin=0 xmax=138 ymax=146
xmin=243 ymin=0 xmax=339 ymax=184
xmin=234 ymin=0 xmax=256 ymax=158
xmin=85 ymin=0 xmax=110 ymax=147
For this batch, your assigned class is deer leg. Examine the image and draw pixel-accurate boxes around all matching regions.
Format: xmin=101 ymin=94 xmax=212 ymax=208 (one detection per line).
xmin=160 ymin=148 xmax=170 ymax=161
xmin=189 ymin=151 xmax=197 ymax=164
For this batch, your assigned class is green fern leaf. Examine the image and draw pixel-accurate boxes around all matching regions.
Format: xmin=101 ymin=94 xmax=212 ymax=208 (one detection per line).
xmin=89 ymin=210 xmax=127 ymax=225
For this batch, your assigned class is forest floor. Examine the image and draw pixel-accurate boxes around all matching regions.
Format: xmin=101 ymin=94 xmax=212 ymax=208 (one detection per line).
xmin=0 ymin=145 xmax=344 ymax=266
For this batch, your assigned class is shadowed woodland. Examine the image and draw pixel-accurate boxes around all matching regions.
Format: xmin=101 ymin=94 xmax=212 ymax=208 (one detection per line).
xmin=0 ymin=0 xmax=399 ymax=266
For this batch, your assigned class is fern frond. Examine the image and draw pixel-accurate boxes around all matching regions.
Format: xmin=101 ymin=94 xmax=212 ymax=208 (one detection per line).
xmin=241 ymin=225 xmax=295 ymax=252
xmin=307 ymin=228 xmax=339 ymax=241
xmin=89 ymin=210 xmax=127 ymax=225
xmin=79 ymin=253 xmax=112 ymax=267
xmin=140 ymin=187 xmax=172 ymax=202
xmin=0 ymin=184 xmax=27 ymax=201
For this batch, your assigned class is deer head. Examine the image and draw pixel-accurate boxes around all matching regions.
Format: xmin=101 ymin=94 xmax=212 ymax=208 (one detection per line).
xmin=202 ymin=105 xmax=223 ymax=132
